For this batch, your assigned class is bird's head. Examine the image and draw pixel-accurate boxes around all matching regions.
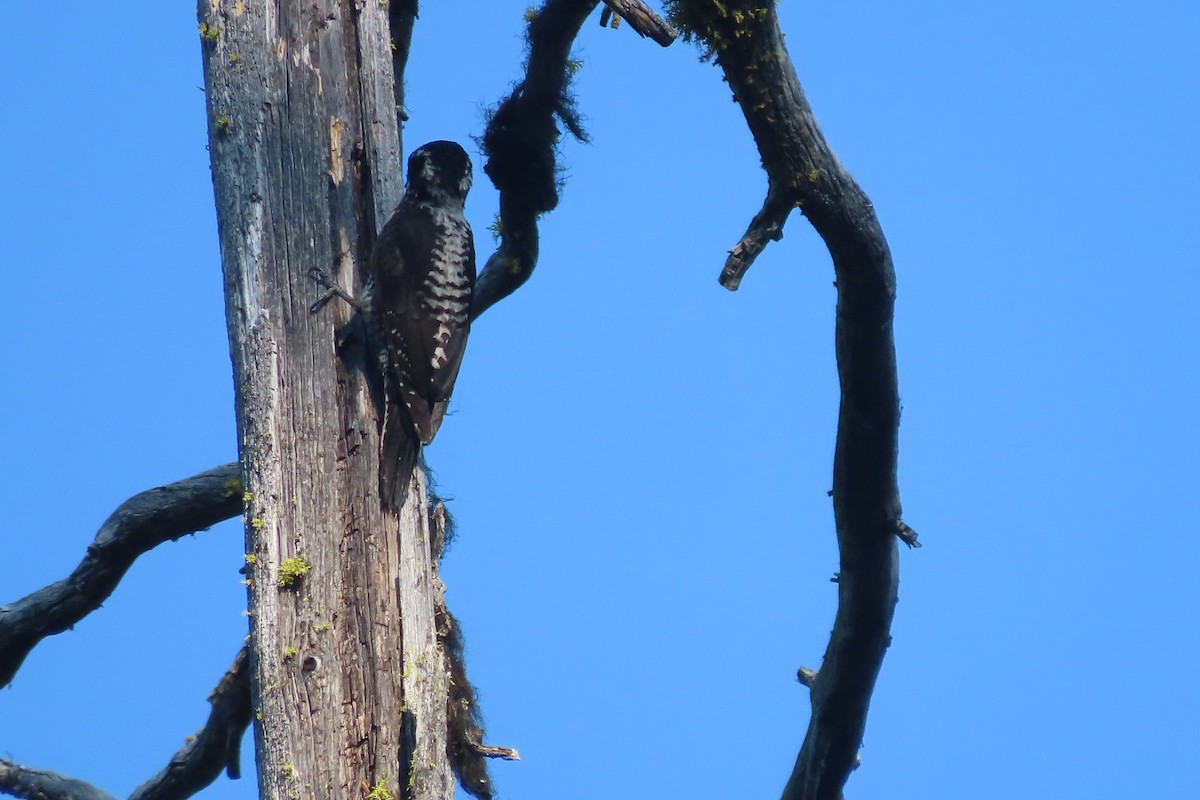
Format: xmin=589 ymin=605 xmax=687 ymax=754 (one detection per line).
xmin=405 ymin=140 xmax=472 ymax=207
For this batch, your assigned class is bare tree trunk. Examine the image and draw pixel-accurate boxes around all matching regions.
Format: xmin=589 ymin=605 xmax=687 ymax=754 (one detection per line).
xmin=198 ymin=2 xmax=450 ymax=798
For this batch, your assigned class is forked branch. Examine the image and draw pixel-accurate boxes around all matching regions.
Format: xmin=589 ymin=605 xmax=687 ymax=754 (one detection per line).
xmin=666 ymin=2 xmax=915 ymax=796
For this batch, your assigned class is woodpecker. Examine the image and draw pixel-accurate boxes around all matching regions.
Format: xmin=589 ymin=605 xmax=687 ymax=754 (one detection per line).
xmin=365 ymin=140 xmax=476 ymax=509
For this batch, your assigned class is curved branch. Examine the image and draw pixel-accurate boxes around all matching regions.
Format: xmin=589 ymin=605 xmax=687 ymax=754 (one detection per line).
xmin=128 ymin=647 xmax=253 ymax=800
xmin=0 ymin=648 xmax=251 ymax=800
xmin=672 ymin=1 xmax=891 ymax=292
xmin=669 ymin=2 xmax=913 ymax=796
xmin=473 ymin=0 xmax=599 ymax=320
xmin=0 ymin=463 xmax=243 ymax=689
xmin=0 ymin=761 xmax=116 ymax=800
xmin=473 ymin=0 xmax=676 ymax=319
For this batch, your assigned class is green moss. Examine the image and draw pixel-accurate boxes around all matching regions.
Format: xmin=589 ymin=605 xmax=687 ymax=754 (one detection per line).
xmin=198 ymin=22 xmax=220 ymax=42
xmin=283 ymin=646 xmax=298 ymax=660
xmin=224 ymin=477 xmax=243 ymax=498
xmin=366 ymin=781 xmax=394 ymax=800
xmin=277 ymin=555 xmax=311 ymax=587
xmin=663 ymin=1 xmax=772 ymax=57
xmin=244 ymin=553 xmax=257 ymax=565
xmin=313 ymin=620 xmax=333 ymax=632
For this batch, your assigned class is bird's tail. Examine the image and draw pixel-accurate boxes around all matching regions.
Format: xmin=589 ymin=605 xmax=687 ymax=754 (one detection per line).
xmin=380 ymin=406 xmax=419 ymax=512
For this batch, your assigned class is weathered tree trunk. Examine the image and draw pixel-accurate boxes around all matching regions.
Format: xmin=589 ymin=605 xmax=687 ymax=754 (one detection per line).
xmin=198 ymin=2 xmax=450 ymax=798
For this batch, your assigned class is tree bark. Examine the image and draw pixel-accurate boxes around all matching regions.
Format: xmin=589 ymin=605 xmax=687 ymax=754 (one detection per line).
xmin=198 ymin=2 xmax=449 ymax=798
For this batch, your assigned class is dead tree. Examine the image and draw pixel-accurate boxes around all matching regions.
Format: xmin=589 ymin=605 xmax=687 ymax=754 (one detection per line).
xmin=0 ymin=3 xmax=914 ymax=800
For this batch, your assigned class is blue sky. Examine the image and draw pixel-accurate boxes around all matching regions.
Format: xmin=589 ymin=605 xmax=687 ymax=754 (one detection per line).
xmin=2 ymin=2 xmax=1198 ymax=798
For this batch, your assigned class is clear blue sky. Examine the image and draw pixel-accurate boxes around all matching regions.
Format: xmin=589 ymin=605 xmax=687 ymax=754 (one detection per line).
xmin=2 ymin=2 xmax=1197 ymax=798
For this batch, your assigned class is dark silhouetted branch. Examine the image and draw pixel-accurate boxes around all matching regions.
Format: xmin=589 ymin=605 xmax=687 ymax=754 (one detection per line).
xmin=474 ymin=0 xmax=676 ymax=319
xmin=473 ymin=0 xmax=598 ymax=319
xmin=0 ymin=760 xmax=116 ymax=800
xmin=667 ymin=2 xmax=915 ymax=797
xmin=0 ymin=463 xmax=243 ymax=689
xmin=386 ymin=0 xmax=418 ymax=128
xmin=128 ymin=647 xmax=253 ymax=800
xmin=0 ymin=647 xmax=250 ymax=800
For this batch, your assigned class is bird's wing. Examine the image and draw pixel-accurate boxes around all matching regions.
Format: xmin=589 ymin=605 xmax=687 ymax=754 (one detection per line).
xmin=370 ymin=202 xmax=474 ymax=444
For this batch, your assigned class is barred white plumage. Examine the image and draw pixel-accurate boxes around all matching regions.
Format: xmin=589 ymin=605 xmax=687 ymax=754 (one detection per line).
xmin=367 ymin=140 xmax=475 ymax=509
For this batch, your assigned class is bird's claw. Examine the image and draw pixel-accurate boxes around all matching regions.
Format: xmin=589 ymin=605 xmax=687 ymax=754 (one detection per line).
xmin=308 ymin=268 xmax=357 ymax=313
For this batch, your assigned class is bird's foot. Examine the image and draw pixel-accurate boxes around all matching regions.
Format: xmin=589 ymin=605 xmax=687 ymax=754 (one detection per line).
xmin=308 ymin=267 xmax=359 ymax=313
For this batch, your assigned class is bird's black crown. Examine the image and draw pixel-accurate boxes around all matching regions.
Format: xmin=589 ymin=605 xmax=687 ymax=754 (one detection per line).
xmin=406 ymin=140 xmax=472 ymax=203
